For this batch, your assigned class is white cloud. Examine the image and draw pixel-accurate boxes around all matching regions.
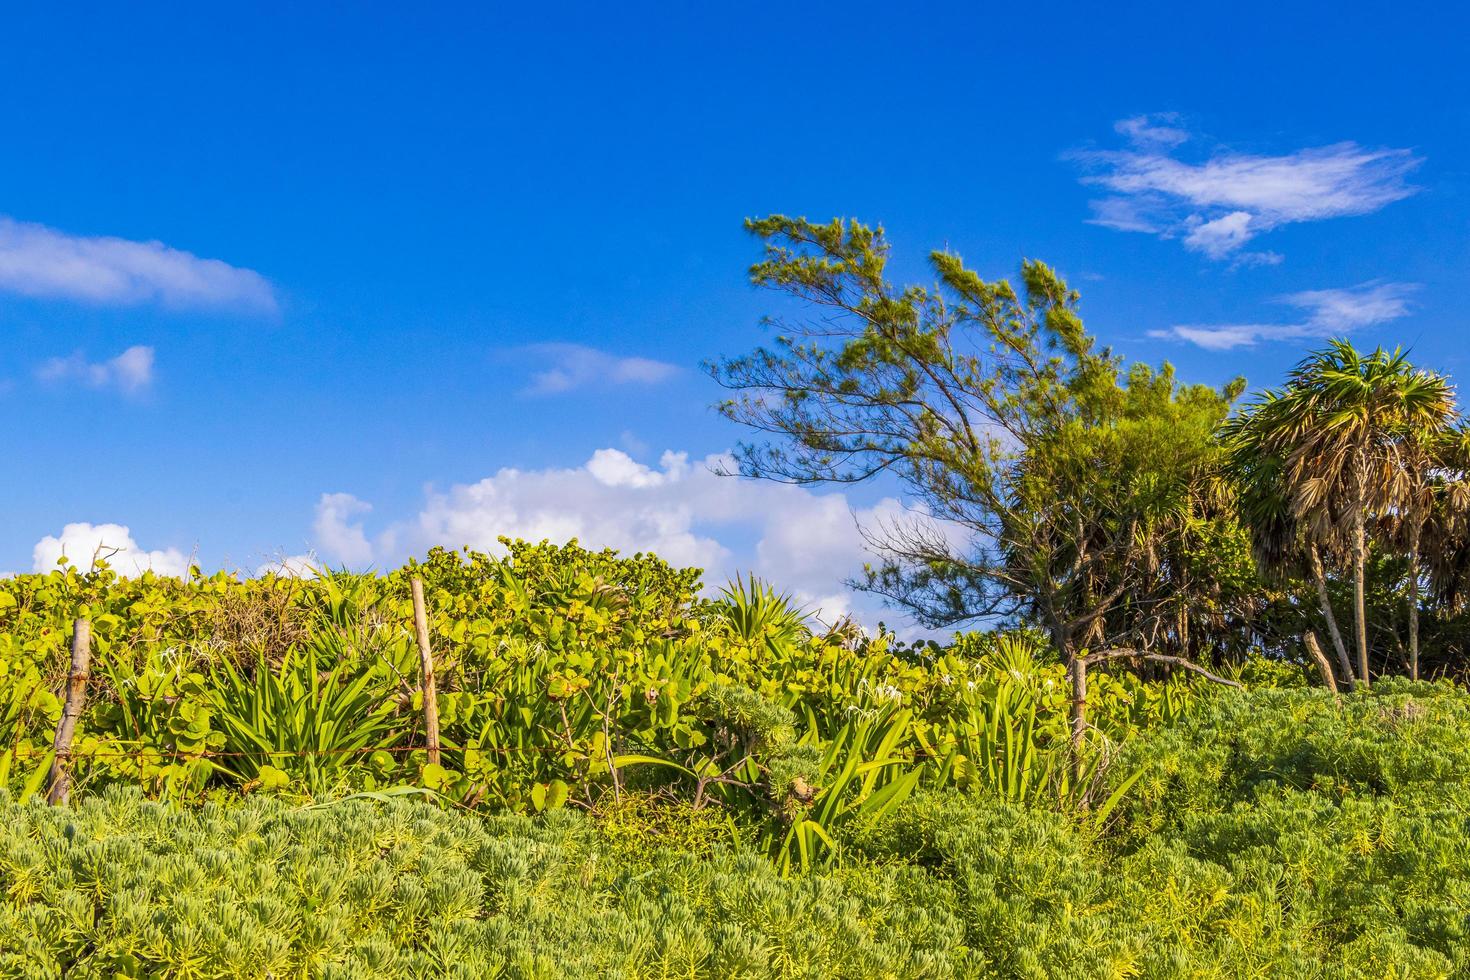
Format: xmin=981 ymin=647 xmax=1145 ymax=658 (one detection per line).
xmin=310 ymin=448 xmax=959 ymax=629
xmin=36 ymin=345 xmax=156 ymax=394
xmin=1076 ymin=118 xmax=1421 ymax=261
xmin=1282 ymin=282 xmax=1417 ymax=329
xmin=313 ymin=493 xmax=375 ymax=566
xmin=1114 ymin=113 xmax=1190 ymax=149
xmin=1160 ymin=324 xmax=1281 ymax=351
xmin=0 ymin=216 xmax=276 ymax=312
xmin=520 ymin=343 xmax=680 ymax=395
xmin=1182 ymin=211 xmax=1258 ymax=260
xmin=1150 ymin=281 xmax=1417 ymax=350
xmin=255 ymin=553 xmax=319 ymax=578
xmin=32 ymin=522 xmax=189 ymax=577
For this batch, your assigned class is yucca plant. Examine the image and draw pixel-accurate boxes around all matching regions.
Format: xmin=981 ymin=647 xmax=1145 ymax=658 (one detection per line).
xmin=924 ymin=639 xmax=1147 ymax=823
xmin=764 ymin=705 xmax=921 ymax=874
xmin=207 ymin=625 xmax=410 ymax=796
xmin=944 ymin=678 xmax=1055 ymax=807
xmin=714 ymin=575 xmax=811 ymax=656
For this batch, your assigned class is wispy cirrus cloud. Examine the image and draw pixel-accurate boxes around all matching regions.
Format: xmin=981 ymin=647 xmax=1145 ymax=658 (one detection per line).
xmin=1113 ymin=113 xmax=1190 ymax=149
xmin=36 ymin=345 xmax=156 ymax=394
xmin=1150 ymin=281 xmax=1417 ymax=350
xmin=0 ymin=216 xmax=277 ymax=312
xmin=1074 ymin=115 xmax=1422 ymax=263
xmin=519 ymin=343 xmax=680 ymax=396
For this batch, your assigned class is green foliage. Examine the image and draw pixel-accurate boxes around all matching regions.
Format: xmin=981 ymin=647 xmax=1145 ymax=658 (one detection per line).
xmin=3 ymin=539 xmax=1469 ymax=976
xmin=206 ymin=626 xmax=410 ymax=795
xmin=1222 ymin=340 xmax=1470 ymax=684
xmin=0 ymin=788 xmax=973 ymax=979
xmin=2 ymin=546 xmax=1202 ymax=874
xmin=708 ymin=215 xmax=1253 ymax=664
xmin=592 ymin=793 xmax=735 ymax=862
xmin=9 ymin=680 xmax=1470 ymax=980
xmin=843 ymin=681 xmax=1470 ymax=977
xmin=713 ymin=574 xmax=811 ymax=658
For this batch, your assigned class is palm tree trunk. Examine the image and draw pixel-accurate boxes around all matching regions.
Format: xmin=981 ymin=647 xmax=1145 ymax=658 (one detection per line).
xmin=1353 ymin=509 xmax=1370 ymax=687
xmin=1309 ymin=544 xmax=1355 ymax=687
xmin=1408 ymin=521 xmax=1421 ymax=681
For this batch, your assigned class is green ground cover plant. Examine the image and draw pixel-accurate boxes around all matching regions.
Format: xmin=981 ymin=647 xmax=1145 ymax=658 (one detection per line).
xmin=4 ymin=678 xmax=1468 ymax=977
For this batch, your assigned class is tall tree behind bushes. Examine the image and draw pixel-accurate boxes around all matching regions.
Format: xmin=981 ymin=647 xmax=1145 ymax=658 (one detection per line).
xmin=707 ymin=216 xmax=1250 ymax=756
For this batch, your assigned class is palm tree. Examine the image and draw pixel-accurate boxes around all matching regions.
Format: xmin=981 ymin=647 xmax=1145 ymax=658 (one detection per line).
xmin=1224 ymin=341 xmax=1457 ymax=686
xmin=1223 ymin=390 xmax=1355 ymax=685
xmin=1391 ymin=428 xmax=1458 ymax=678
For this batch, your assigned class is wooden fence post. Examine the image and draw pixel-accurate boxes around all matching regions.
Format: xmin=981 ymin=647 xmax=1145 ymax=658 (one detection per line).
xmin=410 ymin=578 xmax=441 ymax=767
xmin=1068 ymin=655 xmax=1088 ymax=796
xmin=47 ymin=617 xmax=92 ymax=806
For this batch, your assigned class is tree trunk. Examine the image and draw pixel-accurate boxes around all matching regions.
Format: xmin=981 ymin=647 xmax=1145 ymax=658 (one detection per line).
xmin=1353 ymin=509 xmax=1370 ymax=688
xmin=1303 ymin=631 xmax=1339 ymax=694
xmin=1408 ymin=521 xmax=1421 ymax=681
xmin=1309 ymin=545 xmax=1355 ymax=688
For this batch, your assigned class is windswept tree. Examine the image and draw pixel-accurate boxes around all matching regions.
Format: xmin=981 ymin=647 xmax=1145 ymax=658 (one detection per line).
xmin=1223 ymin=341 xmax=1460 ymax=684
xmin=707 ymin=216 xmax=1246 ymax=760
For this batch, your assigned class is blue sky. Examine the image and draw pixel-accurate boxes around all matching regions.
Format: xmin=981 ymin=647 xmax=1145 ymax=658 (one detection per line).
xmin=3 ymin=2 xmax=1466 ymax=625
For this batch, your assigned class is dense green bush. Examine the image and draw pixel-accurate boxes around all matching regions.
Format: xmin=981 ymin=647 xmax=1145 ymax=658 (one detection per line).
xmin=0 ymin=788 xmax=971 ymax=979
xmin=8 ymin=691 xmax=1470 ymax=980
xmin=849 ymin=682 xmax=1470 ymax=977
xmin=0 ymin=544 xmax=1212 ymax=871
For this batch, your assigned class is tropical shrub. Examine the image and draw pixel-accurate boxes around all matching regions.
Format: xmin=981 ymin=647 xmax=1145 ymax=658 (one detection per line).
xmin=0 ymin=543 xmax=1213 ymax=863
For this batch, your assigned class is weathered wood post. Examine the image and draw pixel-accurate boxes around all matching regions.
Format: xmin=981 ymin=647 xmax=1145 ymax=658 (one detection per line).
xmin=410 ymin=578 xmax=441 ymax=767
xmin=1068 ymin=655 xmax=1088 ymax=794
xmin=47 ymin=617 xmax=92 ymax=806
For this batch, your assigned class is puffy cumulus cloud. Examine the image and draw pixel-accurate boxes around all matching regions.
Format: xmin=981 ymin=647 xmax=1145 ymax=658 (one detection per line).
xmin=32 ymin=522 xmax=189 ymax=577
xmin=313 ymin=493 xmax=375 ymax=566
xmin=1074 ymin=116 xmax=1421 ymax=262
xmin=36 ymin=345 xmax=155 ymax=395
xmin=1150 ymin=281 xmax=1417 ymax=350
xmin=519 ymin=344 xmax=680 ymax=396
xmin=310 ymin=448 xmax=959 ymax=629
xmin=0 ymin=216 xmax=276 ymax=312
xmin=403 ymin=450 xmax=730 ymax=574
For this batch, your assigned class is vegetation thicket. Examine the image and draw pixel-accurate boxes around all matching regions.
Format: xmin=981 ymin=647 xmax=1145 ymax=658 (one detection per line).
xmin=5 ymin=216 xmax=1470 ymax=977
xmin=0 ymin=543 xmax=1198 ymax=866
xmin=5 ymin=680 xmax=1470 ymax=977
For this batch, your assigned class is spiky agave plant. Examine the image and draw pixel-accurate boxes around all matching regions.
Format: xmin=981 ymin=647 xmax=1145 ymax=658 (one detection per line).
xmin=207 ymin=621 xmax=412 ymax=797
xmin=714 ymin=574 xmax=811 ymax=656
